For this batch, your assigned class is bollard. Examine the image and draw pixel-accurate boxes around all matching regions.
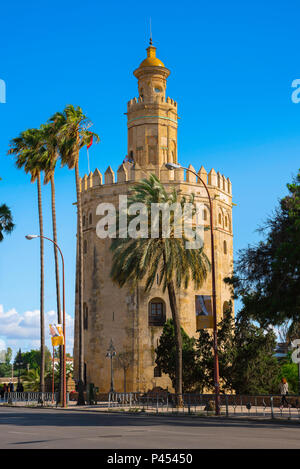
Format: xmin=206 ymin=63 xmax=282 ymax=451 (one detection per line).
xmin=270 ymin=396 xmax=274 ymax=419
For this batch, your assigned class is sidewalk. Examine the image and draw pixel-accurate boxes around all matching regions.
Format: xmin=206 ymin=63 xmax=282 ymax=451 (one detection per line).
xmin=2 ymin=401 xmax=300 ymax=424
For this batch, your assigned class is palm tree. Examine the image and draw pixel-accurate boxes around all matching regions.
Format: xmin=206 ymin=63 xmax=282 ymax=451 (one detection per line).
xmin=51 ymin=105 xmax=99 ymax=404
xmin=0 ymin=203 xmax=14 ymax=241
xmin=110 ymin=174 xmax=210 ymax=401
xmin=39 ymin=121 xmax=64 ymax=403
xmin=22 ymin=368 xmax=41 ymax=392
xmin=8 ymin=128 xmax=46 ymax=393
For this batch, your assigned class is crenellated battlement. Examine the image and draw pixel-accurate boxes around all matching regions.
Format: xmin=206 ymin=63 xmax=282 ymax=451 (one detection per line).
xmin=127 ymin=96 xmax=177 ymax=111
xmin=79 ymin=163 xmax=232 ymax=196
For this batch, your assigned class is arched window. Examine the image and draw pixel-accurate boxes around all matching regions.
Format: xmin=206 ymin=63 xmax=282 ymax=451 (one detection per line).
xmin=203 ymin=209 xmax=207 ymax=221
xmin=83 ymin=239 xmax=87 ymax=254
xmin=218 ymin=213 xmax=222 ymax=225
xmin=223 ymin=240 xmax=227 ymax=254
xmin=89 ymin=212 xmax=92 ymax=225
xmin=83 ymin=303 xmax=88 ymax=330
xmin=225 ymin=216 xmax=228 ymax=228
xmin=148 ymin=298 xmax=166 ymax=326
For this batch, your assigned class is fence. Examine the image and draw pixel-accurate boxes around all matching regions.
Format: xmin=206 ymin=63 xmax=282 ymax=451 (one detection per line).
xmin=108 ymin=392 xmax=300 ymax=420
xmin=0 ymin=392 xmax=69 ymax=406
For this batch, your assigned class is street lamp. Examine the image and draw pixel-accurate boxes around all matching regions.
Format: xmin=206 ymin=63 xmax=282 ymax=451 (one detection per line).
xmin=106 ymin=339 xmax=116 ymax=393
xmin=25 ymin=234 xmax=67 ymax=407
xmin=165 ymin=162 xmax=220 ymax=415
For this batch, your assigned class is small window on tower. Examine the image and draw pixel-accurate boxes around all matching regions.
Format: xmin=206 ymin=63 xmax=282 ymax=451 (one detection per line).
xmin=154 ymin=87 xmax=162 ymax=93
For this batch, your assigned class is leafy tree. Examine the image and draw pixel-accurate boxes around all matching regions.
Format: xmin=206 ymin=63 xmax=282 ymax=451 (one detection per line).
xmin=0 ymin=347 xmax=13 ymax=377
xmin=110 ymin=175 xmax=210 ymax=399
xmin=197 ymin=313 xmax=279 ymax=394
xmin=16 ymin=348 xmax=52 ymax=373
xmin=155 ymin=319 xmax=199 ymax=392
xmin=226 ymin=169 xmax=300 ymax=327
xmin=0 ymin=204 xmax=14 ymax=241
xmin=197 ymin=309 xmax=235 ymax=393
xmin=232 ymin=319 xmax=279 ymax=394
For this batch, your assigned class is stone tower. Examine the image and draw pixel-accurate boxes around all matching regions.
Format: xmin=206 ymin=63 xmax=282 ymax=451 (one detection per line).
xmin=73 ymin=42 xmax=234 ymax=393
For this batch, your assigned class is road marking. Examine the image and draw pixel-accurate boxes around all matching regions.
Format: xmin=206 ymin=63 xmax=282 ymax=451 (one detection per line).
xmin=8 ymin=431 xmax=37 ymax=435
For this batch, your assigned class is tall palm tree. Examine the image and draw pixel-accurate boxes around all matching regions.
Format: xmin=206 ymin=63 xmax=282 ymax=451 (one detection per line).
xmin=110 ymin=174 xmax=210 ymax=400
xmin=8 ymin=128 xmax=46 ymax=393
xmin=51 ymin=105 xmax=99 ymax=404
xmin=0 ymin=203 xmax=14 ymax=241
xmin=39 ymin=122 xmax=64 ymax=403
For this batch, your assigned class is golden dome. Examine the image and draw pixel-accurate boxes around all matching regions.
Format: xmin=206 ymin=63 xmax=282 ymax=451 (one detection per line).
xmin=139 ymin=44 xmax=165 ymax=68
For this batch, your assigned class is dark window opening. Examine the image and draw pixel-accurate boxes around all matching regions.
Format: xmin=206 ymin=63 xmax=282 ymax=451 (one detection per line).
xmin=154 ymin=365 xmax=162 ymax=377
xmin=83 ymin=304 xmax=88 ymax=330
xmin=149 ymin=299 xmax=166 ymax=326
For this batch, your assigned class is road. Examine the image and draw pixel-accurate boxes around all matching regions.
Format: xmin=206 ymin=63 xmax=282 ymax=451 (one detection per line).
xmin=0 ymin=406 xmax=300 ymax=449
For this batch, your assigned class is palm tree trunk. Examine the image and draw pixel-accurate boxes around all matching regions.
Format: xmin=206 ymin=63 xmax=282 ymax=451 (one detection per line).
xmin=167 ymin=281 xmax=183 ymax=404
xmin=50 ymin=174 xmax=63 ymax=404
xmin=37 ymin=173 xmax=45 ymax=394
xmin=75 ymin=161 xmax=85 ymax=405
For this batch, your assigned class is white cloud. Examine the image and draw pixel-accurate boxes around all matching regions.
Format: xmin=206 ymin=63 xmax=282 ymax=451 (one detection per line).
xmin=0 ymin=305 xmax=74 ymax=356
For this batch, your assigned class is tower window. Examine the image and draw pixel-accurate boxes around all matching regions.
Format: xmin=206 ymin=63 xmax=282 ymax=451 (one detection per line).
xmin=154 ymin=87 xmax=162 ymax=93
xmin=83 ymin=215 xmax=86 ymax=227
xmin=89 ymin=213 xmax=93 ymax=225
xmin=149 ymin=298 xmax=166 ymax=326
xmin=84 ymin=239 xmax=87 ymax=254
xmin=218 ymin=213 xmax=222 ymax=225
xmin=84 ymin=303 xmax=88 ymax=330
xmin=223 ymin=240 xmax=227 ymax=254
xmin=154 ymin=366 xmax=162 ymax=377
xmin=203 ymin=209 xmax=207 ymax=221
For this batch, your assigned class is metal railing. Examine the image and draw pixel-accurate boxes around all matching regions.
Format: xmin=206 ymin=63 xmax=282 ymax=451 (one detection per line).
xmin=108 ymin=392 xmax=300 ymax=420
xmin=0 ymin=392 xmax=69 ymax=406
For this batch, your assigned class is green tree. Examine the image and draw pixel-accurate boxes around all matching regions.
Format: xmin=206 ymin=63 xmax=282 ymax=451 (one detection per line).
xmin=155 ymin=319 xmax=199 ymax=392
xmin=197 ymin=313 xmax=279 ymax=394
xmin=18 ymin=348 xmax=52 ymax=373
xmin=51 ymin=105 xmax=99 ymax=404
xmin=226 ymin=169 xmax=300 ymax=327
xmin=8 ymin=129 xmax=46 ymax=392
xmin=197 ymin=310 xmax=235 ymax=392
xmin=0 ymin=347 xmax=13 ymax=377
xmin=0 ymin=204 xmax=14 ymax=241
xmin=110 ymin=174 xmax=210 ymax=399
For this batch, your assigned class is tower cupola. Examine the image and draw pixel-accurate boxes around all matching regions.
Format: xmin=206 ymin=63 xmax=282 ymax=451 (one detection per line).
xmin=127 ymin=41 xmax=178 ymax=168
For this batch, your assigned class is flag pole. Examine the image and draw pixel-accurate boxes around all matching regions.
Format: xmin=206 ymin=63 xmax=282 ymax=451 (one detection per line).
xmin=87 ymin=147 xmax=90 ymax=174
xmin=52 ymin=345 xmax=55 ymax=403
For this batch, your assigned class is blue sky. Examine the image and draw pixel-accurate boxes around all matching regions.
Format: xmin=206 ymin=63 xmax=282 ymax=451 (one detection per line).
xmin=1 ymin=0 xmax=300 ymax=355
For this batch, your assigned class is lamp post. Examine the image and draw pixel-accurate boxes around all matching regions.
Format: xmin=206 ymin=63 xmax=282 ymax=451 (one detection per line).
xmin=25 ymin=234 xmax=67 ymax=407
xmin=165 ymin=162 xmax=220 ymax=415
xmin=106 ymin=339 xmax=116 ymax=393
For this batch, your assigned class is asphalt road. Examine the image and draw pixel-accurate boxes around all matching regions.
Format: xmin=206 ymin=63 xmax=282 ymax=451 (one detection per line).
xmin=0 ymin=406 xmax=300 ymax=449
